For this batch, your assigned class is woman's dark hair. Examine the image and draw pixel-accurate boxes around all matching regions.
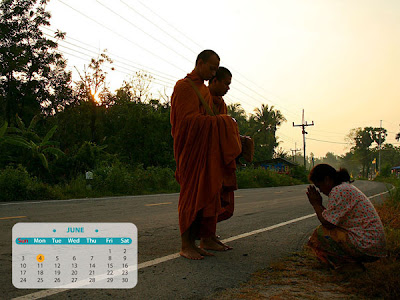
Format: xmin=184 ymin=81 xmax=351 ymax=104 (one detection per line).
xmin=308 ymin=164 xmax=352 ymax=185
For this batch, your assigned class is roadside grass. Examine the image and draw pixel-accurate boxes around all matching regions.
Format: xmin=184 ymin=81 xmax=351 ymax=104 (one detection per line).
xmin=209 ymin=179 xmax=400 ymax=300
xmin=0 ymin=164 xmax=306 ymax=201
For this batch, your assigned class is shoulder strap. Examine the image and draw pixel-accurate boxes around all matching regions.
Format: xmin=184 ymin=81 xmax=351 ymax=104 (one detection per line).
xmin=186 ymin=78 xmax=215 ymax=116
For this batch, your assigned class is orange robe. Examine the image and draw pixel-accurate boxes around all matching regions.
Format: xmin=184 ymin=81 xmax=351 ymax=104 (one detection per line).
xmin=212 ymin=95 xmax=237 ymax=222
xmin=171 ymin=71 xmax=241 ymax=237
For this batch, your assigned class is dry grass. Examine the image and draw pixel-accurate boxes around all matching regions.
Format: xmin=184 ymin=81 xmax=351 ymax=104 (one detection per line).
xmin=207 ymin=249 xmax=364 ymax=300
xmin=207 ymin=184 xmax=400 ymax=300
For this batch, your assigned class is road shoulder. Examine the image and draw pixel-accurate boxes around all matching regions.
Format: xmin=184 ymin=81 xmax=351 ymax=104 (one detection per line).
xmin=206 ymin=248 xmax=372 ymax=299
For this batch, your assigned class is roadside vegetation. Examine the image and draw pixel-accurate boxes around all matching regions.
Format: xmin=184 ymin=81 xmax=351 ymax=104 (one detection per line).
xmin=0 ymin=164 xmax=309 ymax=202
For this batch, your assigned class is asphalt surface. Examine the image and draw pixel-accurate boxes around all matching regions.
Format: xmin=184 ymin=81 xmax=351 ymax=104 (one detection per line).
xmin=0 ymin=181 xmax=389 ymax=299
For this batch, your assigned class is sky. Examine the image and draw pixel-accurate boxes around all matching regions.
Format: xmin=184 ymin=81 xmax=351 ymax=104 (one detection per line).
xmin=44 ymin=0 xmax=400 ymax=158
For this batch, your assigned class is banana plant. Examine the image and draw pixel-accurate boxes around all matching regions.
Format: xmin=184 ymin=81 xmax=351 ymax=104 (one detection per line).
xmin=0 ymin=121 xmax=31 ymax=149
xmin=1 ymin=115 xmax=64 ymax=170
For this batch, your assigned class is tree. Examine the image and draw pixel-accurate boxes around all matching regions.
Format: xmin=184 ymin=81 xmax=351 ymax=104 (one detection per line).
xmin=273 ymin=147 xmax=291 ymax=160
xmin=320 ymin=152 xmax=340 ymax=169
xmin=116 ymin=71 xmax=154 ymax=103
xmin=227 ymin=103 xmax=250 ymax=134
xmin=250 ymin=104 xmax=286 ymax=161
xmin=0 ymin=0 xmax=73 ymax=125
xmin=347 ymin=127 xmax=387 ymax=178
xmin=340 ymin=151 xmax=360 ymax=178
xmin=74 ymin=50 xmax=114 ymax=142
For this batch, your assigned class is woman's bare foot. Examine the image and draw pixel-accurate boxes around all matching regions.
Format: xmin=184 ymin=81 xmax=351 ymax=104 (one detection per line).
xmin=200 ymin=237 xmax=227 ymax=251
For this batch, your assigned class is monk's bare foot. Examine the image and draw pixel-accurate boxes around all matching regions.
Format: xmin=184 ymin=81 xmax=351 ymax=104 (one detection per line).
xmin=196 ymin=247 xmax=214 ymax=256
xmin=200 ymin=237 xmax=227 ymax=251
xmin=212 ymin=236 xmax=233 ymax=250
xmin=180 ymin=247 xmax=204 ymax=260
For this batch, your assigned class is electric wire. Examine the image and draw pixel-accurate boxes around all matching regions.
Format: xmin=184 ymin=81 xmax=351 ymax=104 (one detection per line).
xmin=136 ymin=0 xmax=203 ymax=50
xmin=42 ymin=26 xmax=178 ymax=83
xmin=56 ymin=0 xmax=188 ymax=73
xmin=133 ymin=0 xmax=303 ymax=118
xmin=50 ymin=47 xmax=174 ymax=90
xmin=95 ymin=0 xmax=192 ymax=64
xmin=100 ymin=0 xmax=301 ymax=119
xmin=55 ymin=0 xmax=301 ymax=121
xmin=42 ymin=31 xmax=177 ymax=87
xmin=120 ymin=0 xmax=198 ymax=55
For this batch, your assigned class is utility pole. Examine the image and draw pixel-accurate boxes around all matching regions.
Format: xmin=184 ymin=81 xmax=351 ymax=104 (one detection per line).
xmin=378 ymin=120 xmax=382 ymax=174
xmin=290 ymin=142 xmax=301 ymax=162
xmin=293 ymin=109 xmax=314 ymax=168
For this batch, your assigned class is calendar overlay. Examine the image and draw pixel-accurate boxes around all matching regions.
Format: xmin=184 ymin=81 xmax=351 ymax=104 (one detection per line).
xmin=12 ymin=223 xmax=138 ymax=289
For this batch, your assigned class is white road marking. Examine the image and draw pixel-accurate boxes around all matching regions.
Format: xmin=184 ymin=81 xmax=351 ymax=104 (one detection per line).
xmin=0 ymin=216 xmax=26 ymax=220
xmin=0 ymin=193 xmax=180 ymax=206
xmin=11 ymin=190 xmax=391 ymax=299
xmin=145 ymin=202 xmax=172 ymax=207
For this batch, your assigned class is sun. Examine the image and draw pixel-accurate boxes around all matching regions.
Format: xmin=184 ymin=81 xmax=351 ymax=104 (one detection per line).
xmin=90 ymin=89 xmax=101 ymax=104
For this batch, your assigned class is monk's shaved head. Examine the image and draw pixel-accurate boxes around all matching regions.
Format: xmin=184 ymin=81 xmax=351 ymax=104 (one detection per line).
xmin=196 ymin=49 xmax=220 ymax=66
xmin=209 ymin=67 xmax=232 ymax=97
xmin=210 ymin=67 xmax=232 ymax=82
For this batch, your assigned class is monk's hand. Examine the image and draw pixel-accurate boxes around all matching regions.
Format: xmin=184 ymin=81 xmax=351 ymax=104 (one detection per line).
xmin=306 ymin=185 xmax=322 ymax=207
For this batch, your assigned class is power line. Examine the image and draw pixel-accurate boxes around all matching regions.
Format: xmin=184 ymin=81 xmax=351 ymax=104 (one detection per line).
xmin=56 ymin=0 xmax=187 ymax=73
xmin=95 ymin=0 xmax=192 ymax=64
xmin=63 ymin=50 xmax=174 ymax=90
xmin=223 ymin=64 xmax=301 ymax=119
xmin=58 ymin=41 xmax=175 ymax=85
xmin=307 ymin=138 xmax=348 ymax=145
xmin=120 ymin=0 xmax=198 ymax=55
xmin=56 ymin=0 xmax=300 ymax=120
xmin=50 ymin=39 xmax=175 ymax=88
xmin=136 ymin=0 xmax=203 ymax=50
xmin=42 ymin=27 xmax=178 ymax=83
xmin=44 ymin=28 xmax=267 ymax=112
xmin=130 ymin=1 xmax=302 ymax=119
xmin=51 ymin=1 xmax=271 ymax=111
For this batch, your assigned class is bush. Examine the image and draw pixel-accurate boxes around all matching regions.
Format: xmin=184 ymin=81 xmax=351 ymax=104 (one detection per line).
xmin=0 ymin=165 xmax=59 ymax=201
xmin=91 ymin=162 xmax=135 ymax=195
xmin=237 ymin=166 xmax=303 ymax=189
xmin=89 ymin=162 xmax=179 ymax=196
xmin=290 ymin=165 xmax=309 ymax=183
xmin=140 ymin=165 xmax=179 ymax=193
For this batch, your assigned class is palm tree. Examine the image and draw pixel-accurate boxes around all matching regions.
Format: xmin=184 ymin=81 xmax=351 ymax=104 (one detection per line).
xmin=251 ymin=104 xmax=286 ymax=161
xmin=227 ymin=103 xmax=249 ymax=134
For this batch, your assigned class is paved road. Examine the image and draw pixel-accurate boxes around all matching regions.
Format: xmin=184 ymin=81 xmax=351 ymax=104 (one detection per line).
xmin=0 ymin=181 xmax=389 ymax=299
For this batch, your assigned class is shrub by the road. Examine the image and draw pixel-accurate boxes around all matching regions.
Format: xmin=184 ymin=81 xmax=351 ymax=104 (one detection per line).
xmin=237 ymin=166 xmax=304 ymax=189
xmin=0 ymin=164 xmax=304 ymax=201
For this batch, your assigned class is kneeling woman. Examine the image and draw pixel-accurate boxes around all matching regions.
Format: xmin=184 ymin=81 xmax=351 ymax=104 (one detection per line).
xmin=306 ymin=164 xmax=386 ymax=269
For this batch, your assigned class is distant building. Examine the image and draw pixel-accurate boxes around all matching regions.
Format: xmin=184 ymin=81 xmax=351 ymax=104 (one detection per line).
xmin=391 ymin=166 xmax=400 ymax=177
xmin=256 ymin=158 xmax=298 ymax=174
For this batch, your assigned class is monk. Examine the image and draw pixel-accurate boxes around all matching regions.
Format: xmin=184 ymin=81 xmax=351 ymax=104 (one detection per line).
xmin=206 ymin=67 xmax=236 ymax=250
xmin=170 ymin=50 xmax=242 ymax=260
